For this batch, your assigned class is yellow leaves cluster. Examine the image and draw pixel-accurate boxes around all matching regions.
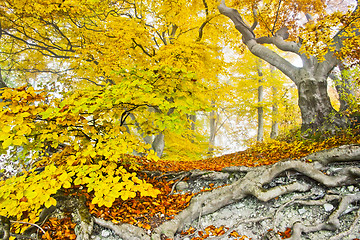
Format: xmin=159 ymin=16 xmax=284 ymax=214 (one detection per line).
xmin=69 ymin=163 xmax=160 ymax=208
xmin=0 ymin=67 xmax=205 ymax=226
xmin=0 ymin=68 xmax=206 ymax=164
xmin=0 ymin=164 xmax=63 ymax=228
xmin=0 ymin=161 xmax=161 ymax=233
xmin=299 ymin=8 xmax=359 ymax=61
xmin=1 ymin=0 xmax=228 ymax=91
xmin=0 ymin=86 xmax=45 ymax=151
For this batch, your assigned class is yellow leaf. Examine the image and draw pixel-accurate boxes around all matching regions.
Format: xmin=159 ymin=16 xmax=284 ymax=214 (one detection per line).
xmin=89 ymin=150 xmax=96 ymax=158
xmin=44 ymin=197 xmax=57 ymax=208
xmin=58 ymin=172 xmax=69 ymax=182
xmin=12 ymin=137 xmax=25 ymax=146
xmin=17 ymin=125 xmax=32 ymax=135
xmin=147 ymin=149 xmax=159 ymax=162
xmin=2 ymin=138 xmax=12 ymax=148
xmin=3 ymin=125 xmax=11 ymax=133
xmin=63 ymin=181 xmax=71 ymax=188
xmin=120 ymin=190 xmax=136 ymax=201
xmin=0 ymin=132 xmax=12 ymax=141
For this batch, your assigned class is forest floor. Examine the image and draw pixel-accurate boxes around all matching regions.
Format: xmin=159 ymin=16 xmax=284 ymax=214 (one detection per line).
xmin=9 ymin=130 xmax=360 ymax=240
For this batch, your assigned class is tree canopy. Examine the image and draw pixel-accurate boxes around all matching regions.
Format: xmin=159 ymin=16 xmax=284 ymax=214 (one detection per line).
xmin=0 ymin=0 xmax=360 ymax=239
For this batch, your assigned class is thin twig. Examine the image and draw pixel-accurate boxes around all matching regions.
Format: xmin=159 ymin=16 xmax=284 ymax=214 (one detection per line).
xmin=10 ymin=220 xmax=46 ymax=234
xmin=169 ymin=172 xmax=191 ymax=195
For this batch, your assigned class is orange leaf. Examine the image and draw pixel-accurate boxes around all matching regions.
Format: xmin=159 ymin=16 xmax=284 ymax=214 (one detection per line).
xmin=230 ymin=230 xmax=241 ymax=237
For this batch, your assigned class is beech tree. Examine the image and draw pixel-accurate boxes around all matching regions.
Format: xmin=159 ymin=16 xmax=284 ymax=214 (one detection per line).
xmin=218 ymin=0 xmax=360 ymax=133
xmin=1 ymin=1 xmax=360 ymax=240
xmin=0 ymin=0 xmax=226 ymax=157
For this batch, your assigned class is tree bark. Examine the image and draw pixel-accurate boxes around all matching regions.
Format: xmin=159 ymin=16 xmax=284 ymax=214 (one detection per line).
xmin=188 ymin=114 xmax=196 ymax=131
xmin=257 ymin=60 xmax=264 ymax=142
xmin=296 ymin=77 xmax=348 ymax=133
xmin=151 ymin=133 xmax=165 ymax=158
xmin=208 ymin=107 xmax=216 ymax=156
xmin=270 ymin=86 xmax=279 ymax=139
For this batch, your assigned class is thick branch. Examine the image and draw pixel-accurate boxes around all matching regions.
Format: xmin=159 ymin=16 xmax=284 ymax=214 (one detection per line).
xmin=255 ymin=35 xmax=301 ymax=54
xmin=218 ymin=0 xmax=297 ymax=81
xmin=303 ymin=144 xmax=360 ymax=165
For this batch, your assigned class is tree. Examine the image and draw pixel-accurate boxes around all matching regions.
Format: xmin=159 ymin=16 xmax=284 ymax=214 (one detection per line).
xmin=270 ymin=65 xmax=279 ymax=139
xmin=0 ymin=0 xmax=227 ymax=157
xmin=330 ymin=63 xmax=358 ymax=114
xmin=218 ymin=0 xmax=360 ymax=134
xmin=2 ymin=1 xmax=360 ymax=240
xmin=0 ymin=65 xmax=209 ymax=232
xmin=256 ymin=59 xmax=264 ymax=141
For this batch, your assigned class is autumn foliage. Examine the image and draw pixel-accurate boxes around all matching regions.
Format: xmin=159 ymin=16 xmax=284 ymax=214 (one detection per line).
xmin=0 ymin=69 xmax=208 ymax=234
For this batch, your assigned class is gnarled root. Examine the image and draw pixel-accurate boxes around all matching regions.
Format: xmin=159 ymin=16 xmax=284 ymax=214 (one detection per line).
xmin=289 ymin=193 xmax=360 ymax=240
xmin=94 ymin=218 xmax=150 ymax=240
xmin=150 ymin=145 xmax=360 ymax=239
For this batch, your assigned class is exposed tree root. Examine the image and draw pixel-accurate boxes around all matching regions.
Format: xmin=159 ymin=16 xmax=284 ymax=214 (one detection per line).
xmin=75 ymin=196 xmax=94 ymax=240
xmin=289 ymin=193 xmax=360 ymax=240
xmin=94 ymin=218 xmax=150 ymax=240
xmin=329 ymin=208 xmax=360 ymax=240
xmin=303 ymin=144 xmax=360 ymax=165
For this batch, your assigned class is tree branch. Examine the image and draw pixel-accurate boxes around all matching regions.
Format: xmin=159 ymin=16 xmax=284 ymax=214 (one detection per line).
xmin=218 ymin=0 xmax=297 ymax=81
xmin=255 ymin=34 xmax=300 ymax=54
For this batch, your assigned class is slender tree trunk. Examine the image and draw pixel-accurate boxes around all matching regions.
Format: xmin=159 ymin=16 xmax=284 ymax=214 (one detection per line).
xmin=270 ymin=86 xmax=279 ymax=139
xmin=0 ymin=68 xmax=8 ymax=89
xmin=257 ymin=61 xmax=264 ymax=142
xmin=208 ymin=101 xmax=216 ymax=156
xmin=188 ymin=114 xmax=196 ymax=131
xmin=270 ymin=65 xmax=278 ymax=139
xmin=129 ymin=111 xmax=165 ymax=158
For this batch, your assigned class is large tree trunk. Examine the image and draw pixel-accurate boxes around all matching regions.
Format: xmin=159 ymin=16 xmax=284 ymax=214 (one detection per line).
xmin=151 ymin=133 xmax=165 ymax=158
xmin=297 ymin=78 xmax=347 ymax=133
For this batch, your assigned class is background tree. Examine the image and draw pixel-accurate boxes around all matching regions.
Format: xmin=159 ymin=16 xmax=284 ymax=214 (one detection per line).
xmin=218 ymin=49 xmax=300 ymax=148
